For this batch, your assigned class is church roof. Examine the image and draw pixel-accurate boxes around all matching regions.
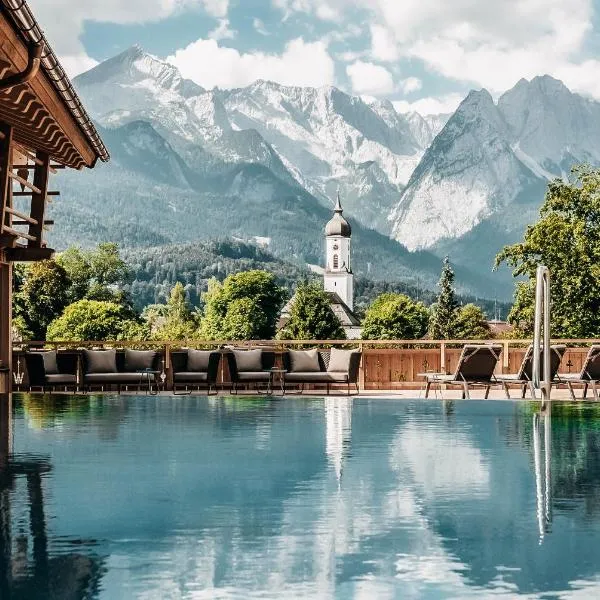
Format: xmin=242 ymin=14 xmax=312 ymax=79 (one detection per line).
xmin=278 ymin=291 xmax=360 ymax=329
xmin=325 ymin=193 xmax=351 ymax=237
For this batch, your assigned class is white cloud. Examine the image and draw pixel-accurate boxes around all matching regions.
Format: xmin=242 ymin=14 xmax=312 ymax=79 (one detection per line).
xmin=393 ymin=93 xmax=464 ymax=116
xmin=168 ymin=37 xmax=335 ymax=89
xmin=27 ymin=0 xmax=229 ymax=76
xmin=59 ymin=54 xmax=100 ymax=78
xmin=253 ymin=18 xmax=269 ymax=36
xmin=370 ymin=24 xmax=398 ymax=62
xmin=201 ymin=0 xmax=229 ymax=18
xmin=399 ymin=77 xmax=422 ymax=94
xmin=208 ymin=18 xmax=235 ymax=40
xmin=346 ymin=60 xmax=394 ymax=95
xmin=273 ymin=0 xmax=600 ymax=101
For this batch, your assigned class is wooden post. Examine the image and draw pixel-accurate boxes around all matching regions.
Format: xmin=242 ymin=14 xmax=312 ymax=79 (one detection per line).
xmin=28 ymin=151 xmax=50 ymax=247
xmin=0 ymin=123 xmax=12 ymax=234
xmin=440 ymin=342 xmax=446 ymax=373
xmin=0 ymin=124 xmax=13 ymax=391
xmin=358 ymin=341 xmax=365 ymax=392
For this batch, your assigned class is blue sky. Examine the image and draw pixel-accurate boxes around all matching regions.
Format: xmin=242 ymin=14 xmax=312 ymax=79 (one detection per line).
xmin=28 ymin=0 xmax=600 ymax=114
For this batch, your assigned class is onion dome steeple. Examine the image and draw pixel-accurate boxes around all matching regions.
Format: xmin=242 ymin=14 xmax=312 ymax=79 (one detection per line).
xmin=325 ymin=191 xmax=351 ymax=237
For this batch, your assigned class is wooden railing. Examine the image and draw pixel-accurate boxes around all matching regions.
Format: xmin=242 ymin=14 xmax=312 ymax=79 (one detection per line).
xmin=10 ymin=339 xmax=600 ymax=392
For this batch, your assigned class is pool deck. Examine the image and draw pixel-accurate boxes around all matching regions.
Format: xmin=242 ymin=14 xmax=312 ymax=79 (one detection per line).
xmin=16 ymin=388 xmax=595 ymax=401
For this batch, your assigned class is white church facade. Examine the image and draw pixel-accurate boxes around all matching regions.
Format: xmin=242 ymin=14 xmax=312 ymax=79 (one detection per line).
xmin=324 ymin=194 xmax=354 ymax=311
xmin=279 ymin=194 xmax=362 ymax=339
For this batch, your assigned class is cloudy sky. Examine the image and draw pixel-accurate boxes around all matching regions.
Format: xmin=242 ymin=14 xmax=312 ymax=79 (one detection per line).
xmin=28 ymin=0 xmax=600 ymax=115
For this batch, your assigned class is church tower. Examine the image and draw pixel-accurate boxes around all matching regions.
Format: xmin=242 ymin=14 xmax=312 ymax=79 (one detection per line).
xmin=324 ymin=192 xmax=354 ymax=310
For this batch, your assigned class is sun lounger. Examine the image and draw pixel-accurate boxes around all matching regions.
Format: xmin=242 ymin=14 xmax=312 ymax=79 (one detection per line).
xmin=496 ymin=344 xmax=565 ymax=398
xmin=559 ymin=345 xmax=600 ymax=400
xmin=424 ymin=344 xmax=503 ymax=399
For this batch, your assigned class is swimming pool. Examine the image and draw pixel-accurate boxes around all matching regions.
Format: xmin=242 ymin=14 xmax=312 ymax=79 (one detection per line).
xmin=2 ymin=394 xmax=600 ymax=599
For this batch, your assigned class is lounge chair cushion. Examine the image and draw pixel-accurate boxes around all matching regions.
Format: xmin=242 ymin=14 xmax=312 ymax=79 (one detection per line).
xmin=124 ymin=349 xmax=156 ymax=371
xmin=233 ymin=349 xmax=262 ymax=372
xmin=84 ymin=349 xmax=117 ymax=373
xmin=187 ymin=349 xmax=212 ymax=372
xmin=174 ymin=372 xmax=208 ymax=383
xmin=285 ymin=372 xmax=349 ymax=383
xmin=289 ymin=349 xmax=320 ymax=372
xmin=41 ymin=351 xmax=58 ymax=374
xmin=327 ymin=348 xmax=354 ymax=372
xmin=45 ymin=373 xmax=77 ymax=384
xmin=84 ymin=372 xmax=155 ymax=384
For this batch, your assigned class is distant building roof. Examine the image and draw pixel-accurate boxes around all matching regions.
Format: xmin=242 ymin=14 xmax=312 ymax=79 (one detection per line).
xmin=487 ymin=319 xmax=514 ymax=336
xmin=325 ymin=193 xmax=351 ymax=237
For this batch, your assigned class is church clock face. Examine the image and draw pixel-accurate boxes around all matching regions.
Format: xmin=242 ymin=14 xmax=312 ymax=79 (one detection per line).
xmin=333 ymin=244 xmax=339 ymax=250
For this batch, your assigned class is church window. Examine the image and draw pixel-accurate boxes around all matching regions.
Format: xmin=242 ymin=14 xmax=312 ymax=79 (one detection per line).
xmin=333 ymin=254 xmax=339 ymax=269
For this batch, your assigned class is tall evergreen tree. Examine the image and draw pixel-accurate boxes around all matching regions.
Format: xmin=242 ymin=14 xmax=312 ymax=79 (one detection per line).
xmin=428 ymin=257 xmax=459 ymax=339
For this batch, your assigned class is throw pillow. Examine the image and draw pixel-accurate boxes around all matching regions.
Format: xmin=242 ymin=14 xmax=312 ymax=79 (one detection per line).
xmin=187 ymin=349 xmax=212 ymax=372
xmin=84 ymin=349 xmax=117 ymax=374
xmin=41 ymin=350 xmax=58 ymax=374
xmin=327 ymin=348 xmax=354 ymax=372
xmin=233 ymin=349 xmax=262 ymax=372
xmin=124 ymin=349 xmax=156 ymax=371
xmin=289 ymin=349 xmax=320 ymax=372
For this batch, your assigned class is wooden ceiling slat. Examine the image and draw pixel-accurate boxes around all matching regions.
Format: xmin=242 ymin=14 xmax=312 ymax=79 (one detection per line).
xmin=0 ymin=13 xmax=99 ymax=168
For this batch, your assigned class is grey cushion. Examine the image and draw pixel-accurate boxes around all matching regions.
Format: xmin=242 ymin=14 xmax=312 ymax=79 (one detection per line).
xmin=327 ymin=348 xmax=354 ymax=372
xmin=289 ymin=349 xmax=320 ymax=373
xmin=233 ymin=349 xmax=262 ymax=372
xmin=85 ymin=372 xmax=155 ymax=384
xmin=237 ymin=372 xmax=271 ymax=382
xmin=46 ymin=373 xmax=77 ymax=384
xmin=174 ymin=372 xmax=208 ymax=383
xmin=187 ymin=349 xmax=211 ymax=372
xmin=41 ymin=351 xmax=58 ymax=375
xmin=84 ymin=349 xmax=117 ymax=374
xmin=285 ymin=372 xmax=349 ymax=383
xmin=124 ymin=349 xmax=156 ymax=371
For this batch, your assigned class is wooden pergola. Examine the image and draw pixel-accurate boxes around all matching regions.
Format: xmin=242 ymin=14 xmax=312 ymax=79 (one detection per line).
xmin=0 ymin=0 xmax=109 ymax=391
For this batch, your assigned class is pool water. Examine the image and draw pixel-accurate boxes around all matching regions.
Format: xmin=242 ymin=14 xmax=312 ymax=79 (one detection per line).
xmin=2 ymin=395 xmax=600 ymax=599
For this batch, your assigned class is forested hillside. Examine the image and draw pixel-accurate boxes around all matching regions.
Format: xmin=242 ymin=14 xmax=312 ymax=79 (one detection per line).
xmin=122 ymin=239 xmax=508 ymax=318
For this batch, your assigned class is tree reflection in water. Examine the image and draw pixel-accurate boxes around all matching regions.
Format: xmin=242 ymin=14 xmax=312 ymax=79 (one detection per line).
xmin=0 ymin=393 xmax=106 ymax=600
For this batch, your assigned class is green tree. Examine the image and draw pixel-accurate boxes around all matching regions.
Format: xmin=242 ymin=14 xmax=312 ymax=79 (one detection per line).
xmin=14 ymin=261 xmax=70 ymax=340
xmin=221 ymin=297 xmax=267 ymax=340
xmin=278 ymin=282 xmax=345 ymax=340
xmin=200 ymin=271 xmax=286 ymax=340
xmin=56 ymin=243 xmax=131 ymax=303
xmin=428 ymin=257 xmax=459 ymax=339
xmin=150 ymin=282 xmax=199 ymax=340
xmin=496 ymin=165 xmax=600 ymax=337
xmin=361 ymin=293 xmax=429 ymax=340
xmin=47 ymin=300 xmax=142 ymax=341
xmin=453 ymin=304 xmax=491 ymax=339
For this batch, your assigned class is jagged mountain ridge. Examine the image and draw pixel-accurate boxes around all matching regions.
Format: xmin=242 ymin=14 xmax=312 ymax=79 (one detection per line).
xmin=49 ymin=107 xmax=495 ymax=297
xmin=68 ymin=47 xmax=600 ymax=299
xmin=390 ymin=75 xmax=600 ymax=261
xmin=74 ymin=46 xmax=443 ymax=234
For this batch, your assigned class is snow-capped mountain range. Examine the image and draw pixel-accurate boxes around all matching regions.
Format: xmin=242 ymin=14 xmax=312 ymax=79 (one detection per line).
xmin=66 ymin=46 xmax=600 ymax=297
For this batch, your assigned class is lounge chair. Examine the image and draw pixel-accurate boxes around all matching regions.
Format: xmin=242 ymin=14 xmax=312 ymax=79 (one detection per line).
xmin=559 ymin=345 xmax=600 ymax=400
xmin=424 ymin=344 xmax=503 ymax=399
xmin=82 ymin=349 xmax=160 ymax=393
xmin=171 ymin=349 xmax=221 ymax=394
xmin=282 ymin=348 xmax=361 ymax=395
xmin=496 ymin=344 xmax=566 ymax=398
xmin=226 ymin=349 xmax=275 ymax=393
xmin=24 ymin=350 xmax=78 ymax=392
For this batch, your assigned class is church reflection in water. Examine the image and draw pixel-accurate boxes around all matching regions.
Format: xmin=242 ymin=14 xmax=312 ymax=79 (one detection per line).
xmin=0 ymin=394 xmax=105 ymax=600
